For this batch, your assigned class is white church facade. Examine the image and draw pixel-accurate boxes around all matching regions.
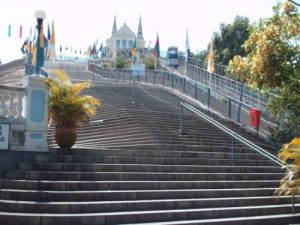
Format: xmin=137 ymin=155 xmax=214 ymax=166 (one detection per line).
xmin=106 ymin=16 xmax=145 ymax=57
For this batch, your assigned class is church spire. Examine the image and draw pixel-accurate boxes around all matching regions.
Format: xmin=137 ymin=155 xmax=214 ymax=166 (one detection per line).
xmin=112 ymin=15 xmax=117 ymax=36
xmin=137 ymin=16 xmax=143 ymax=39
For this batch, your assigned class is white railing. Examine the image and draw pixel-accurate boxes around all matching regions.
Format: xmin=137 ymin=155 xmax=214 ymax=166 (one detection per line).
xmin=0 ymin=85 xmax=26 ymax=122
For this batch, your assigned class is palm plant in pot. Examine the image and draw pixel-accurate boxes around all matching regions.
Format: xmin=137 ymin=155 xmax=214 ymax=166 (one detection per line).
xmin=45 ymin=69 xmax=100 ymax=148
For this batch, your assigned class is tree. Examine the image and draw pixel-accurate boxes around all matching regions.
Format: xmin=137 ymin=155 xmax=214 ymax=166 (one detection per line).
xmin=229 ymin=1 xmax=300 ymax=141
xmin=213 ymin=16 xmax=250 ymax=65
xmin=229 ymin=1 xmax=300 ymax=90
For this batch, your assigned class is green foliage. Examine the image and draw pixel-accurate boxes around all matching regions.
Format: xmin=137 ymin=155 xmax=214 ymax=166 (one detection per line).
xmin=213 ymin=16 xmax=250 ymax=65
xmin=142 ymin=55 xmax=160 ymax=69
xmin=45 ymin=70 xmax=101 ymax=126
xmin=115 ymin=55 xmax=132 ymax=69
xmin=229 ymin=1 xmax=300 ymax=143
xmin=229 ymin=1 xmax=300 ymax=90
xmin=268 ymin=80 xmax=300 ymax=141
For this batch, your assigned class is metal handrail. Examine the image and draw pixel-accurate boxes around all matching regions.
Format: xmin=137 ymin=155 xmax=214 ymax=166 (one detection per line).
xmin=180 ymin=101 xmax=282 ymax=166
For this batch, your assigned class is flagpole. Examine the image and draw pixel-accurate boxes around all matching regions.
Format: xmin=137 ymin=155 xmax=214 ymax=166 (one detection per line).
xmin=155 ymin=57 xmax=157 ymax=70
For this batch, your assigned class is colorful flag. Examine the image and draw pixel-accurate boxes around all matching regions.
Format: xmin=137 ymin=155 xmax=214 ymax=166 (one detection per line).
xmin=32 ymin=43 xmax=37 ymax=66
xmin=153 ymin=33 xmax=160 ymax=58
xmin=30 ymin=27 xmax=32 ymax=39
xmin=99 ymin=43 xmax=103 ymax=52
xmin=8 ymin=24 xmax=11 ymax=37
xmin=47 ymin=22 xmax=51 ymax=40
xmin=98 ymin=43 xmax=103 ymax=58
xmin=91 ymin=44 xmax=96 ymax=57
xmin=185 ymin=30 xmax=190 ymax=63
xmin=27 ymin=41 xmax=32 ymax=53
xmin=20 ymin=39 xmax=28 ymax=54
xmin=207 ymin=39 xmax=215 ymax=74
xmin=39 ymin=26 xmax=45 ymax=48
xmin=48 ymin=21 xmax=56 ymax=61
xmin=19 ymin=25 xmax=22 ymax=39
xmin=131 ymin=38 xmax=137 ymax=57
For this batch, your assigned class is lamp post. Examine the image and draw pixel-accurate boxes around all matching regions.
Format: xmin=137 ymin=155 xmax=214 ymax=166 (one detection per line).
xmin=34 ymin=10 xmax=46 ymax=75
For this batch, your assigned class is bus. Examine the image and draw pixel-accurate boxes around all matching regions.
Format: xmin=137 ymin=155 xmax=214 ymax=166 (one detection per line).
xmin=166 ymin=46 xmax=179 ymax=68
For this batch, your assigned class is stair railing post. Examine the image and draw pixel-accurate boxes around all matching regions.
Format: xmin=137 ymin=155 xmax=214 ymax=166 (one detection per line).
xmin=145 ymin=70 xmax=148 ymax=83
xmin=195 ymin=82 xmax=197 ymax=99
xmin=228 ymin=98 xmax=232 ymax=118
xmin=92 ymin=64 xmax=95 ymax=81
xmin=292 ymin=193 xmax=295 ymax=214
xmin=207 ymin=88 xmax=211 ymax=110
xmin=172 ymin=73 xmax=174 ymax=89
xmin=237 ymin=82 xmax=244 ymax=123
xmin=231 ymin=133 xmax=234 ymax=165
xmin=179 ymin=104 xmax=184 ymax=134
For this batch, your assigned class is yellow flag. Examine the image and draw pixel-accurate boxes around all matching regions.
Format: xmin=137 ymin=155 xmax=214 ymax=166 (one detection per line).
xmin=48 ymin=21 xmax=56 ymax=61
xmin=32 ymin=44 xmax=37 ymax=66
xmin=39 ymin=26 xmax=45 ymax=48
xmin=207 ymin=40 xmax=215 ymax=74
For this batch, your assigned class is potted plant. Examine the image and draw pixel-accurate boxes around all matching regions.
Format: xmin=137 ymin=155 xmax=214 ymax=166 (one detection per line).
xmin=45 ymin=69 xmax=100 ymax=148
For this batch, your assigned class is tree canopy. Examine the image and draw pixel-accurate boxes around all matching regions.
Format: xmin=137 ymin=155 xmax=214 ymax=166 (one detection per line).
xmin=229 ymin=1 xmax=300 ymax=90
xmin=213 ymin=16 xmax=250 ymax=65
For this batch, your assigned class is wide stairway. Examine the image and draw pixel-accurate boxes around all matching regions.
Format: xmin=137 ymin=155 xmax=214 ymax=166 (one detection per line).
xmin=0 ymin=64 xmax=299 ymax=224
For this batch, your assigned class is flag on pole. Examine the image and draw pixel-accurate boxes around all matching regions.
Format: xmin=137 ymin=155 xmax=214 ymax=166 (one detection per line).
xmin=207 ymin=39 xmax=215 ymax=74
xmin=47 ymin=22 xmax=51 ymax=40
xmin=99 ymin=43 xmax=103 ymax=58
xmin=185 ymin=30 xmax=190 ymax=63
xmin=19 ymin=25 xmax=22 ymax=39
xmin=153 ymin=33 xmax=160 ymax=58
xmin=32 ymin=43 xmax=37 ymax=66
xmin=30 ymin=26 xmax=33 ymax=39
xmin=8 ymin=24 xmax=11 ymax=37
xmin=20 ymin=39 xmax=28 ymax=54
xmin=131 ymin=38 xmax=137 ymax=57
xmin=48 ymin=21 xmax=56 ymax=61
xmin=39 ymin=26 xmax=45 ymax=48
xmin=91 ymin=44 xmax=96 ymax=57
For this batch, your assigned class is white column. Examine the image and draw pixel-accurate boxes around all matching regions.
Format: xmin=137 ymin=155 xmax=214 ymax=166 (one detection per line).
xmin=22 ymin=75 xmax=49 ymax=152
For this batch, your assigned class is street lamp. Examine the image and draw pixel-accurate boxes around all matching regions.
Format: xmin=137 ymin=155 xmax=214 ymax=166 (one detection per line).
xmin=34 ymin=10 xmax=46 ymax=75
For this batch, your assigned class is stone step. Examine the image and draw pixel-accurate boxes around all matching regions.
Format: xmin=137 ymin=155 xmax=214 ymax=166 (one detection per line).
xmin=18 ymin=162 xmax=282 ymax=173
xmin=33 ymin=154 xmax=277 ymax=167
xmin=127 ymin=213 xmax=300 ymax=225
xmin=0 ymin=188 xmax=280 ymax=202
xmin=0 ymin=179 xmax=280 ymax=191
xmin=0 ymin=196 xmax=294 ymax=214
xmin=75 ymin=136 xmax=248 ymax=148
xmin=115 ymin=144 xmax=276 ymax=154
xmin=6 ymin=170 xmax=283 ymax=181
xmin=48 ymin=148 xmax=269 ymax=160
xmin=0 ymin=205 xmax=298 ymax=225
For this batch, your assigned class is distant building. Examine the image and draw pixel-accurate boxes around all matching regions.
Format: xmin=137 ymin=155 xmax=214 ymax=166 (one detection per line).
xmin=106 ymin=15 xmax=145 ymax=57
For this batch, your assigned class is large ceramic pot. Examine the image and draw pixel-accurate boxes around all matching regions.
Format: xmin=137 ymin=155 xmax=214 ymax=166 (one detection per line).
xmin=55 ymin=125 xmax=77 ymax=148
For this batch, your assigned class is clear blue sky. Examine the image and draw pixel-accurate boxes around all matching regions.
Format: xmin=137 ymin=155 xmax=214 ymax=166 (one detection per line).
xmin=0 ymin=0 xmax=280 ymax=63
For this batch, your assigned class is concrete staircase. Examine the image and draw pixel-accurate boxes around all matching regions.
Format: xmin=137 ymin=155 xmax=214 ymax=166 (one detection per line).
xmin=0 ymin=65 xmax=299 ymax=224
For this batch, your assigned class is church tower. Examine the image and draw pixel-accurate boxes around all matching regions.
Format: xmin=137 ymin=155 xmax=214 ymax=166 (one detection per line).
xmin=137 ymin=16 xmax=143 ymax=39
xmin=112 ymin=15 xmax=117 ymax=36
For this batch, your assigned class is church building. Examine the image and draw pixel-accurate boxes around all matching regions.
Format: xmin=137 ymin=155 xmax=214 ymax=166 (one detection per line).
xmin=106 ymin=16 xmax=145 ymax=57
